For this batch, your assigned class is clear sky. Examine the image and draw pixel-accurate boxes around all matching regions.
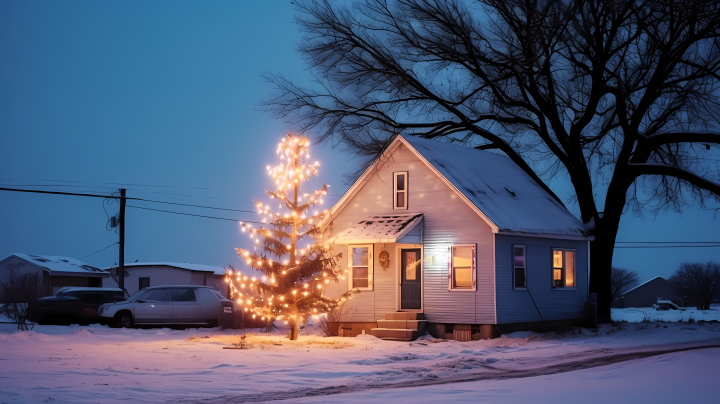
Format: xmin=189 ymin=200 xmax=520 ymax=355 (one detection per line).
xmin=0 ymin=1 xmax=717 ymax=284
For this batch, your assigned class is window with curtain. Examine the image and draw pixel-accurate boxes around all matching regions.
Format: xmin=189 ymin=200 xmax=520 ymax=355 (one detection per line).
xmin=349 ymin=245 xmax=373 ymax=290
xmin=552 ymin=249 xmax=575 ymax=288
xmin=513 ymin=245 xmax=526 ymax=289
xmin=449 ymin=244 xmax=476 ymax=291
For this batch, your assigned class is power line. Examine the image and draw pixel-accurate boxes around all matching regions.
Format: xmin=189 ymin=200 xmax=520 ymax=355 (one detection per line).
xmin=0 ymin=187 xmax=255 ymax=212
xmin=0 ymin=187 xmax=140 ymax=200
xmin=81 ymin=242 xmax=119 ymax=259
xmin=126 ymin=205 xmax=263 ymax=224
xmin=615 ymin=245 xmax=720 ymax=248
xmin=138 ymin=199 xmax=257 ymax=213
xmin=615 ymin=241 xmax=719 ymax=244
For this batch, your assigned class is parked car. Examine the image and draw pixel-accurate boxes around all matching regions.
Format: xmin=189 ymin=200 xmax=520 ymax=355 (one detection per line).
xmin=652 ymin=300 xmax=686 ymax=311
xmin=29 ymin=287 xmax=125 ymax=325
xmin=98 ymin=285 xmax=232 ymax=328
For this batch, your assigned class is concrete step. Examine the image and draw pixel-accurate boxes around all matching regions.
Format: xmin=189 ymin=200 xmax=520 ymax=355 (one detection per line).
xmin=371 ymin=328 xmax=419 ymax=341
xmin=384 ymin=312 xmax=425 ymax=321
xmin=376 ymin=319 xmax=427 ymax=331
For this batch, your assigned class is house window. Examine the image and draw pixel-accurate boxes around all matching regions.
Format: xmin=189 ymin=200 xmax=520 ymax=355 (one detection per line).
xmin=552 ymin=249 xmax=575 ymax=288
xmin=349 ymin=245 xmax=373 ymax=290
xmin=449 ymin=244 xmax=476 ymax=291
xmin=513 ymin=245 xmax=526 ymax=289
xmin=139 ymin=277 xmax=150 ymax=290
xmin=393 ymin=172 xmax=408 ymax=209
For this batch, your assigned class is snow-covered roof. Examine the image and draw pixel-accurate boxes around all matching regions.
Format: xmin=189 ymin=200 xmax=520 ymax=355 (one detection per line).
xmin=101 ymin=262 xmax=227 ymax=276
xmin=331 ymin=214 xmax=423 ymax=244
xmin=401 ymin=136 xmax=591 ymax=238
xmin=622 ymin=276 xmax=666 ymax=296
xmin=3 ymin=254 xmax=108 ymax=276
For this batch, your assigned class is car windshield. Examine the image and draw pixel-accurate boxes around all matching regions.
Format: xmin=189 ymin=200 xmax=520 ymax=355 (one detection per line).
xmin=56 ymin=291 xmax=80 ymax=298
xmin=123 ymin=289 xmax=145 ymax=302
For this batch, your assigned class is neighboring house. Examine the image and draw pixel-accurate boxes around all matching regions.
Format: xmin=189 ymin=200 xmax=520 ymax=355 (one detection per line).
xmin=620 ymin=276 xmax=690 ymax=308
xmin=102 ymin=262 xmax=228 ymax=296
xmin=0 ymin=254 xmax=110 ymax=297
xmin=321 ymin=135 xmax=594 ymax=341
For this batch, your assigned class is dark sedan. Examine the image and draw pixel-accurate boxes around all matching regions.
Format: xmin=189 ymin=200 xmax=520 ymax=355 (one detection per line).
xmin=29 ymin=287 xmax=125 ymax=325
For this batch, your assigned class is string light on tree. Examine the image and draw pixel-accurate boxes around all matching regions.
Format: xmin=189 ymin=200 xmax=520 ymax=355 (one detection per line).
xmin=225 ymin=133 xmax=357 ymax=340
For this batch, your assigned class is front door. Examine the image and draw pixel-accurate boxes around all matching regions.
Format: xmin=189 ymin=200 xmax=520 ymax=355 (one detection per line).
xmin=400 ymin=249 xmax=422 ymax=310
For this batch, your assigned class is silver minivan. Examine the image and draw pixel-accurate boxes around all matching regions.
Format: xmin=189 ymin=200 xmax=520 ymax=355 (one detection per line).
xmin=98 ymin=285 xmax=231 ymax=328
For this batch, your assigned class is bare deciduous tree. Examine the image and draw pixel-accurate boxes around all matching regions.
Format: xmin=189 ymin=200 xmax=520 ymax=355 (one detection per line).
xmin=669 ymin=262 xmax=720 ymax=310
xmin=263 ymin=0 xmax=720 ymax=318
xmin=610 ymin=266 xmax=639 ymax=307
xmin=0 ymin=271 xmax=44 ymax=330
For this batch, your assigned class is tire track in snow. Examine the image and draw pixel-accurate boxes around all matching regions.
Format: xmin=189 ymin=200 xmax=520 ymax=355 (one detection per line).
xmin=179 ymin=339 xmax=720 ymax=403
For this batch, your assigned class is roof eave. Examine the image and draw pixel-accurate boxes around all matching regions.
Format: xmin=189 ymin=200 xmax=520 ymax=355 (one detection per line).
xmin=497 ymin=230 xmax=595 ymax=241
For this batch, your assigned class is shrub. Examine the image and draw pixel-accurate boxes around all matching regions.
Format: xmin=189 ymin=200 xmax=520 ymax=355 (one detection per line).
xmin=0 ymin=271 xmax=43 ymax=330
xmin=319 ymin=304 xmax=349 ymax=337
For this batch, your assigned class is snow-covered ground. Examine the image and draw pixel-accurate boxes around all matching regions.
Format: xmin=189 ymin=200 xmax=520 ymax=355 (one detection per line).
xmin=612 ymin=304 xmax=720 ymax=323
xmin=0 ymin=320 xmax=718 ymax=403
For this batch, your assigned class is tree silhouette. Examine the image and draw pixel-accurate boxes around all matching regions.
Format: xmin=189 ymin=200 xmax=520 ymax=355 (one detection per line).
xmin=263 ymin=0 xmax=720 ymax=318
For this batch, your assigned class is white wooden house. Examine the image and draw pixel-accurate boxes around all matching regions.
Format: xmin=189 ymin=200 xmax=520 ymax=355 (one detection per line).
xmin=322 ymin=135 xmax=593 ymax=340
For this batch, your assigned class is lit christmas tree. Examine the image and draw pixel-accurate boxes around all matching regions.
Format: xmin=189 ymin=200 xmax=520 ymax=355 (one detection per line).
xmin=227 ymin=134 xmax=356 ymax=340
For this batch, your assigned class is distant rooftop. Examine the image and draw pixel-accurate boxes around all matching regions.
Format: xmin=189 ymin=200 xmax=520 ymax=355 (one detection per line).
xmin=622 ymin=276 xmax=666 ymax=295
xmin=101 ymin=262 xmax=227 ymax=276
xmin=3 ymin=254 xmax=108 ymax=276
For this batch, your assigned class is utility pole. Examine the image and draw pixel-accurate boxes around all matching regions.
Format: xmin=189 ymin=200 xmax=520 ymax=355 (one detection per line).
xmin=119 ymin=188 xmax=126 ymax=293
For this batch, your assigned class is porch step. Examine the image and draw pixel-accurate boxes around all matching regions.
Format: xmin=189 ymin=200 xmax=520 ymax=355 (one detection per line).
xmin=384 ymin=312 xmax=425 ymax=321
xmin=370 ymin=328 xmax=419 ymax=341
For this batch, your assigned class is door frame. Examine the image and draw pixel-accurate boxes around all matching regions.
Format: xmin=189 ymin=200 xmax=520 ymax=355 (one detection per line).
xmin=395 ymin=244 xmax=424 ymax=312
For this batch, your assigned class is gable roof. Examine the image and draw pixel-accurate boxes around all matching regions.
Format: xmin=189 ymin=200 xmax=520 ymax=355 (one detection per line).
xmin=327 ymin=135 xmax=591 ymax=239
xmin=622 ymin=276 xmax=667 ymax=295
xmin=2 ymin=254 xmax=108 ymax=276
xmin=101 ymin=262 xmax=227 ymax=276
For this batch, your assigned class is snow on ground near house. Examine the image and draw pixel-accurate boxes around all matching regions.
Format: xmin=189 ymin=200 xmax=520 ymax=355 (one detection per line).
xmin=612 ymin=304 xmax=720 ymax=323
xmin=0 ymin=321 xmax=718 ymax=404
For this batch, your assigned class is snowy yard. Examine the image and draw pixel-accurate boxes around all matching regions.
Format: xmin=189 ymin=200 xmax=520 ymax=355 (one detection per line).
xmin=612 ymin=304 xmax=720 ymax=323
xmin=0 ymin=320 xmax=718 ymax=403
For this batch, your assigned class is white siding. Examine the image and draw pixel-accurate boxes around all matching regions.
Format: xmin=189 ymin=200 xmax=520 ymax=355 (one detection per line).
xmin=102 ymin=266 xmax=194 ymax=295
xmin=325 ymin=143 xmax=496 ymax=324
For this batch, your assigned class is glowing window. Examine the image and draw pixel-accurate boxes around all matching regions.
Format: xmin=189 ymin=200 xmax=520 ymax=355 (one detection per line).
xmin=552 ymin=249 xmax=575 ymax=288
xmin=449 ymin=245 xmax=476 ymax=291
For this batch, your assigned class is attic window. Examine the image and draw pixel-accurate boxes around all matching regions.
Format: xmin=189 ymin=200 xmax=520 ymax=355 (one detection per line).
xmin=394 ymin=172 xmax=408 ymax=210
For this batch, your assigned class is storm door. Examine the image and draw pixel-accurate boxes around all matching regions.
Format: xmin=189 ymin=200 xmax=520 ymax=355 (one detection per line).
xmin=400 ymin=249 xmax=422 ymax=310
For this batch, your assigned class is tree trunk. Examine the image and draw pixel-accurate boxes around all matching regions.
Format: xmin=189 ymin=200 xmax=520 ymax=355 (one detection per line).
xmin=588 ymin=213 xmax=623 ymax=321
xmin=289 ymin=322 xmax=299 ymax=340
xmin=589 ymin=238 xmax=612 ymax=321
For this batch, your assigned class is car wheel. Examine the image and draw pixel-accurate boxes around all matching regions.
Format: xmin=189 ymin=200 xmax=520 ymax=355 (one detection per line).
xmin=113 ymin=312 xmax=133 ymax=328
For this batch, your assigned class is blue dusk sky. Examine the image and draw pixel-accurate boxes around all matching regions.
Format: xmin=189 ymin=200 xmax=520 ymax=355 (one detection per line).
xmin=0 ymin=1 xmax=716 ymax=283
